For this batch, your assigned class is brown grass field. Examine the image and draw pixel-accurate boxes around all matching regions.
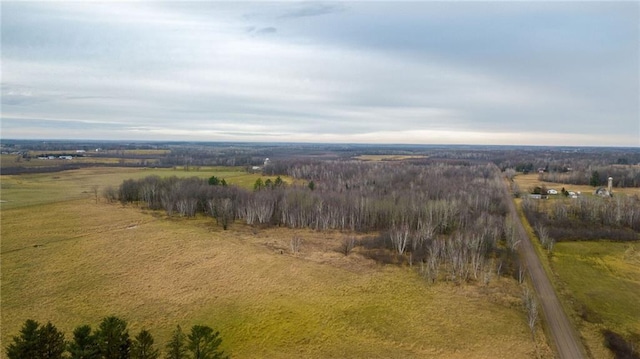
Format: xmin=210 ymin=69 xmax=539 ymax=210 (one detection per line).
xmin=1 ymin=167 xmax=552 ymax=358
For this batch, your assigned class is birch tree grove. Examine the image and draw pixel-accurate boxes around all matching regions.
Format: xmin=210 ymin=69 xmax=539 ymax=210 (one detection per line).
xmin=114 ymin=160 xmax=519 ymax=283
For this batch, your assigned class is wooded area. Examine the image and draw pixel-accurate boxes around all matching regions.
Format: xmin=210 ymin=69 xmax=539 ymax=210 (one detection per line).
xmin=112 ymin=161 xmax=525 ymax=284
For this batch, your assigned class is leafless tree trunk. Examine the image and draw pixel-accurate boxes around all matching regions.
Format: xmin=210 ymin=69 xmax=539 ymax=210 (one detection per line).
xmin=390 ymin=222 xmax=410 ymax=255
xmin=91 ymin=185 xmax=99 ymax=204
xmin=522 ymin=286 xmax=539 ymax=341
xmin=290 ymin=236 xmax=302 ymax=255
xmin=518 ymin=264 xmax=527 ymax=284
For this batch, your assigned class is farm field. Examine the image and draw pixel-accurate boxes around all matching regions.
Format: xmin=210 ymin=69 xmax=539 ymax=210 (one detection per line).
xmin=513 ymin=173 xmax=640 ymax=197
xmin=1 ymin=168 xmax=550 ymax=358
xmin=0 ymin=166 xmax=279 ymax=210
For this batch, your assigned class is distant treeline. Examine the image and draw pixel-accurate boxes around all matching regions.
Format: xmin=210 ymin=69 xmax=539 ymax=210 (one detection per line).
xmin=112 ymin=161 xmax=521 ymax=283
xmin=6 ymin=316 xmax=227 ymax=359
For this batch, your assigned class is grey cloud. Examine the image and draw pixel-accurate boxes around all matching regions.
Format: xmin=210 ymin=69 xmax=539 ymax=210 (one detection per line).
xmin=254 ymin=27 xmax=277 ymax=35
xmin=278 ymin=3 xmax=345 ymax=19
xmin=247 ymin=26 xmax=278 ymax=35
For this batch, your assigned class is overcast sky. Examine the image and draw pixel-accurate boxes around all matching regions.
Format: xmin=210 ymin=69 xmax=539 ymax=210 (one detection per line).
xmin=2 ymin=1 xmax=638 ymax=146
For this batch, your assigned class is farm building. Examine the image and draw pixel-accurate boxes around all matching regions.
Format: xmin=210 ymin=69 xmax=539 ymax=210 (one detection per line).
xmin=594 ymin=177 xmax=614 ymax=197
xmin=594 ymin=187 xmax=612 ymax=197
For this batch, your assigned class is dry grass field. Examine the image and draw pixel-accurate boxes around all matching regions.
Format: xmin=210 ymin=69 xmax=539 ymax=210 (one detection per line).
xmin=1 ymin=168 xmax=551 ymax=358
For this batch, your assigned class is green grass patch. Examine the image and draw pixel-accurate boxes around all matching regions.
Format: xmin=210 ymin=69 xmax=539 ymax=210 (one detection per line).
xmin=551 ymin=242 xmax=640 ymax=340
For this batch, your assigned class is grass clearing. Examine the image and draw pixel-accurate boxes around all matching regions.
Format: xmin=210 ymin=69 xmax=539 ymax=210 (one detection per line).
xmin=2 ymin=175 xmax=549 ymax=358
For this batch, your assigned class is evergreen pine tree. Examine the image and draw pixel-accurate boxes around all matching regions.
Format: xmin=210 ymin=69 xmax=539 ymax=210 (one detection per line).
xmin=96 ymin=316 xmax=131 ymax=359
xmin=590 ymin=170 xmax=601 ymax=187
xmin=164 ymin=325 xmax=188 ymax=359
xmin=6 ymin=319 xmax=41 ymax=359
xmin=187 ymin=325 xmax=227 ymax=359
xmin=69 ymin=325 xmax=100 ymax=359
xmin=38 ymin=321 xmax=66 ymax=359
xmin=131 ymin=329 xmax=159 ymax=359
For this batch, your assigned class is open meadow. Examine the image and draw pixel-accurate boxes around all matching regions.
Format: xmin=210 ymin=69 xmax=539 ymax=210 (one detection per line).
xmin=1 ymin=167 xmax=550 ymax=358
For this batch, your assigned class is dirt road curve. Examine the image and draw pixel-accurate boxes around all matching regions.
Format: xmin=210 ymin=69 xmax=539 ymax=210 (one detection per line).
xmin=502 ymin=181 xmax=587 ymax=359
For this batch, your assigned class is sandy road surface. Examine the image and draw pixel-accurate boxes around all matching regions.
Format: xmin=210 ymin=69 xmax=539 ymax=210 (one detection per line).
xmin=502 ymin=181 xmax=587 ymax=359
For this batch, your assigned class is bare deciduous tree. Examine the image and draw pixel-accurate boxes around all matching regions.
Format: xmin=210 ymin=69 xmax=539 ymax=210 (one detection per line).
xmin=340 ymin=237 xmax=356 ymax=256
xmin=522 ymin=286 xmax=539 ymax=341
xmin=290 ymin=236 xmax=302 ymax=255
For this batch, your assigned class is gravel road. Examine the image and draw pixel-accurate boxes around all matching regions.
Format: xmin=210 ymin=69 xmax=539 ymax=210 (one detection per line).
xmin=503 ymin=182 xmax=587 ymax=359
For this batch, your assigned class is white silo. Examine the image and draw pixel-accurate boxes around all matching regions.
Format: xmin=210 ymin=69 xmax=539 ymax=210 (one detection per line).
xmin=608 ymin=177 xmax=613 ymax=193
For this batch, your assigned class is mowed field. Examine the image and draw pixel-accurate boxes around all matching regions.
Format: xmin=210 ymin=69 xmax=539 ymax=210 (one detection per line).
xmin=1 ymin=168 xmax=550 ymax=358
